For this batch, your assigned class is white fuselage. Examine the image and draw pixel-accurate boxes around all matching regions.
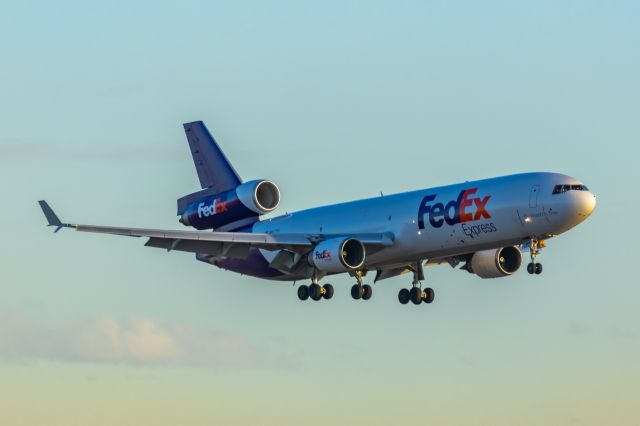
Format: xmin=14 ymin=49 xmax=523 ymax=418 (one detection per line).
xmin=253 ymin=172 xmax=596 ymax=275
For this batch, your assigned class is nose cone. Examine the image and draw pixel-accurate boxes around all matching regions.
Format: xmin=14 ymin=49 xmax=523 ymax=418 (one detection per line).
xmin=578 ymin=191 xmax=596 ymax=219
xmin=575 ymin=191 xmax=597 ymax=219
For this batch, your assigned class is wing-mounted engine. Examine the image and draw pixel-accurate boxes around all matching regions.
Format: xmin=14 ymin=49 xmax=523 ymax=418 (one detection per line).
xmin=178 ymin=179 xmax=280 ymax=230
xmin=467 ymin=246 xmax=522 ymax=278
xmin=309 ymin=238 xmax=366 ymax=273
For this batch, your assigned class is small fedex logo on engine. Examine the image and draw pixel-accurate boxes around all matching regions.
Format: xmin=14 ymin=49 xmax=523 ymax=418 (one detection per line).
xmin=314 ymin=249 xmax=332 ymax=260
xmin=418 ymin=188 xmax=491 ymax=230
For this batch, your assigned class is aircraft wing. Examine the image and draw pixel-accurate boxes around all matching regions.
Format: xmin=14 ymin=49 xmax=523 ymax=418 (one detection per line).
xmin=38 ymin=201 xmax=394 ymax=259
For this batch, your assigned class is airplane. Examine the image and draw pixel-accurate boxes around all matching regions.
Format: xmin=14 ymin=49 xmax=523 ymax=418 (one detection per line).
xmin=39 ymin=121 xmax=597 ymax=305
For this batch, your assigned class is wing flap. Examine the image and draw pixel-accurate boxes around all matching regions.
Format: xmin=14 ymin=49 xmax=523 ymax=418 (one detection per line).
xmin=145 ymin=238 xmax=237 ymax=257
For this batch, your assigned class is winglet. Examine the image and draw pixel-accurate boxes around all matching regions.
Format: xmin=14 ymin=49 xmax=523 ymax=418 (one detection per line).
xmin=38 ymin=200 xmax=68 ymax=232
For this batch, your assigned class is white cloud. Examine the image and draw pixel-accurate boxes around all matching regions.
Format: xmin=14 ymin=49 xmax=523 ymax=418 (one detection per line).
xmin=73 ymin=315 xmax=182 ymax=363
xmin=0 ymin=309 xmax=258 ymax=368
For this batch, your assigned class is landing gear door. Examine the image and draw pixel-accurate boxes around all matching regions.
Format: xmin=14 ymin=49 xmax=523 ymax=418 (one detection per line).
xmin=529 ymin=185 xmax=540 ymax=208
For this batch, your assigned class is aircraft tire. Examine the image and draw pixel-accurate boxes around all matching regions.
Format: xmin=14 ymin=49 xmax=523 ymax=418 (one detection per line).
xmin=527 ymin=263 xmax=535 ymax=274
xmin=535 ymin=263 xmax=543 ymax=275
xmin=310 ymin=283 xmax=322 ymax=301
xmin=298 ymin=285 xmax=309 ymax=301
xmin=398 ymin=288 xmax=410 ymax=304
xmin=323 ymin=284 xmax=334 ymax=300
xmin=423 ymin=287 xmax=435 ymax=304
xmin=351 ymin=284 xmax=364 ymax=300
xmin=362 ymin=284 xmax=373 ymax=300
xmin=410 ymin=287 xmax=422 ymax=305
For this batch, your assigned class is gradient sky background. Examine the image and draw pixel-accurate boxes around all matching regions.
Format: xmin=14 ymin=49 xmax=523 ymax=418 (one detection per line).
xmin=1 ymin=1 xmax=639 ymax=425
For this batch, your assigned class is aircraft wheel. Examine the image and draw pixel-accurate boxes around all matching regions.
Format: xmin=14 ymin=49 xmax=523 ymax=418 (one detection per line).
xmin=398 ymin=288 xmax=410 ymax=304
xmin=423 ymin=287 xmax=435 ymax=304
xmin=323 ymin=284 xmax=334 ymax=300
xmin=362 ymin=284 xmax=373 ymax=300
xmin=535 ymin=263 xmax=543 ymax=275
xmin=351 ymin=284 xmax=364 ymax=300
xmin=527 ymin=263 xmax=535 ymax=274
xmin=310 ymin=283 xmax=322 ymax=301
xmin=297 ymin=285 xmax=309 ymax=301
xmin=410 ymin=287 xmax=422 ymax=305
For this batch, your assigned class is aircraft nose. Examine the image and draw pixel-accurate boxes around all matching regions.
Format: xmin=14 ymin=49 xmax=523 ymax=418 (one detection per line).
xmin=577 ymin=191 xmax=597 ymax=218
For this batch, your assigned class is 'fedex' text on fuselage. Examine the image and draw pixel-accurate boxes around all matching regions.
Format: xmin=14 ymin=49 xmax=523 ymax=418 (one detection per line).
xmin=418 ymin=188 xmax=491 ymax=230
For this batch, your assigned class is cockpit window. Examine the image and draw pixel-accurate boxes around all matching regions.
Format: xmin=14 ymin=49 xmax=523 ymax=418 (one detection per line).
xmin=553 ymin=185 xmax=567 ymax=194
xmin=553 ymin=184 xmax=589 ymax=194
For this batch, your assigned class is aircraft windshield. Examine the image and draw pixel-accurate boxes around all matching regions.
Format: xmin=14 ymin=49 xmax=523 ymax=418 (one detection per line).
xmin=552 ymin=184 xmax=589 ymax=194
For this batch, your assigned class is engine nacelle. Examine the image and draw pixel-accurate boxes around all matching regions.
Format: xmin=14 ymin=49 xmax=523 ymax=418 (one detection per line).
xmin=309 ymin=238 xmax=366 ymax=273
xmin=468 ymin=246 xmax=522 ymax=278
xmin=179 ymin=179 xmax=280 ymax=230
xmin=235 ymin=179 xmax=280 ymax=214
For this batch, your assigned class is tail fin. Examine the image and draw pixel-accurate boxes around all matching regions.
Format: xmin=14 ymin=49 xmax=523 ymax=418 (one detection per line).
xmin=183 ymin=121 xmax=242 ymax=192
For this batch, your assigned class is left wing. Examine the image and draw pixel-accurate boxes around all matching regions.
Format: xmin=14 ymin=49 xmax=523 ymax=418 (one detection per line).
xmin=38 ymin=201 xmax=394 ymax=259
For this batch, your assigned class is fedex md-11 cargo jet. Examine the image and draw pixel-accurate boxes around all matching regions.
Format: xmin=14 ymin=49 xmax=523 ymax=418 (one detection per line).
xmin=39 ymin=122 xmax=596 ymax=305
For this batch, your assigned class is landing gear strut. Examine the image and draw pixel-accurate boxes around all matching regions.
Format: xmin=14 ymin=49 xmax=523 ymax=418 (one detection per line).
xmin=398 ymin=261 xmax=435 ymax=305
xmin=351 ymin=270 xmax=372 ymax=301
xmin=527 ymin=239 xmax=543 ymax=275
xmin=297 ymin=276 xmax=334 ymax=302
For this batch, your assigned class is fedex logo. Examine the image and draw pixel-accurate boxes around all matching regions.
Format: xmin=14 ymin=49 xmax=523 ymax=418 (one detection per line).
xmin=315 ymin=249 xmax=331 ymax=260
xmin=418 ymin=188 xmax=491 ymax=230
xmin=197 ymin=198 xmax=229 ymax=218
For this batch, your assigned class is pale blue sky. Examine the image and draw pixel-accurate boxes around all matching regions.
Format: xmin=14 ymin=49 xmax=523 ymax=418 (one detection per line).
xmin=1 ymin=1 xmax=639 ymax=425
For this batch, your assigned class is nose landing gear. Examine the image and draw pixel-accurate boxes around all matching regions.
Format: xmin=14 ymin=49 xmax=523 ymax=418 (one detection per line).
xmin=527 ymin=239 xmax=544 ymax=275
xmin=526 ymin=262 xmax=543 ymax=275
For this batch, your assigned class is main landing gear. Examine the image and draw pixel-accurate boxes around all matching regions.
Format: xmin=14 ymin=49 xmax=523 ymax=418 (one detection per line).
xmin=351 ymin=270 xmax=372 ymax=301
xmin=398 ymin=261 xmax=435 ymax=306
xmin=297 ymin=280 xmax=334 ymax=302
xmin=527 ymin=239 xmax=544 ymax=275
xmin=398 ymin=287 xmax=435 ymax=305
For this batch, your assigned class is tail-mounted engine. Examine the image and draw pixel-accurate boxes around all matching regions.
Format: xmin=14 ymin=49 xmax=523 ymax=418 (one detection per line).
xmin=309 ymin=238 xmax=366 ymax=273
xmin=179 ymin=179 xmax=280 ymax=230
xmin=467 ymin=246 xmax=522 ymax=278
